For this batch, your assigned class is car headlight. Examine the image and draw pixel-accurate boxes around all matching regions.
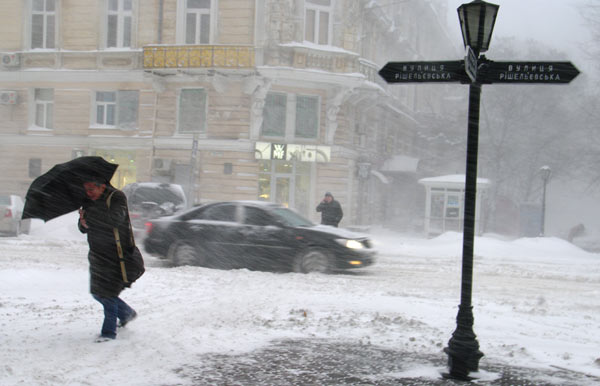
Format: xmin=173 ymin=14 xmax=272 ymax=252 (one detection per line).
xmin=336 ymin=239 xmax=364 ymax=249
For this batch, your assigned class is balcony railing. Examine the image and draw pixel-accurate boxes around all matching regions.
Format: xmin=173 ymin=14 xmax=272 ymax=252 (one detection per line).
xmin=142 ymin=44 xmax=386 ymax=88
xmin=358 ymin=58 xmax=387 ymax=88
xmin=143 ymin=45 xmax=255 ymax=69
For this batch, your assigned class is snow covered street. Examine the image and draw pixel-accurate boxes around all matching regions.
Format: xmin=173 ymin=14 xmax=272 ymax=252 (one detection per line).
xmin=1 ymin=214 xmax=600 ymax=385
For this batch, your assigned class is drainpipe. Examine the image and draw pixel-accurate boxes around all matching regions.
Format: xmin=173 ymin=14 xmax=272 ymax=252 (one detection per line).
xmin=158 ymin=0 xmax=164 ymax=44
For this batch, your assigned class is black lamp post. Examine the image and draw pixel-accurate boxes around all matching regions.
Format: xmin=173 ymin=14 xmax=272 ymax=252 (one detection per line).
xmin=443 ymin=0 xmax=499 ymax=381
xmin=540 ymin=166 xmax=552 ymax=236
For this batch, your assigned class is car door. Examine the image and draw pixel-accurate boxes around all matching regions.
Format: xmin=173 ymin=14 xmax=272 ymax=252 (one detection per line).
xmin=190 ymin=203 xmax=243 ymax=269
xmin=239 ymin=205 xmax=295 ymax=271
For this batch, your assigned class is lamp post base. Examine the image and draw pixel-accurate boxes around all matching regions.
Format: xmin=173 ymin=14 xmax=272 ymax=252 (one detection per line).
xmin=443 ymin=305 xmax=484 ymax=380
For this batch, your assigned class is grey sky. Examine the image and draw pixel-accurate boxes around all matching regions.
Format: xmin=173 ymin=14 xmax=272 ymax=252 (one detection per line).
xmin=446 ymin=0 xmax=590 ymax=63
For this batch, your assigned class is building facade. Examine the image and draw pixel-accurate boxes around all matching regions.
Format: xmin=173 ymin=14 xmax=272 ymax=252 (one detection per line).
xmin=0 ymin=0 xmax=459 ymax=228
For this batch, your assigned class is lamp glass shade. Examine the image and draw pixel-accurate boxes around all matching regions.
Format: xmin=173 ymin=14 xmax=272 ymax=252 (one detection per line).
xmin=540 ymin=166 xmax=552 ymax=180
xmin=457 ymin=0 xmax=499 ymax=53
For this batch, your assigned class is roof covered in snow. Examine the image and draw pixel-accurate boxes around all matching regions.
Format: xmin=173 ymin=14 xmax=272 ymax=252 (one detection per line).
xmin=418 ymin=174 xmax=491 ymax=188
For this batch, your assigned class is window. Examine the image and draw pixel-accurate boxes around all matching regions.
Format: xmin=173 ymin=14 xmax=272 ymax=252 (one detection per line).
xmin=107 ymin=0 xmax=132 ymax=48
xmin=262 ymin=93 xmax=286 ymax=137
xmin=29 ymin=158 xmax=42 ymax=178
xmin=305 ymin=0 xmax=332 ymax=45
xmin=295 ymin=95 xmax=319 ymax=138
xmin=244 ymin=207 xmax=273 ymax=226
xmin=129 ymin=186 xmax=185 ymax=207
xmin=96 ymin=91 xmax=116 ymax=126
xmin=446 ymin=194 xmax=460 ymax=218
xmin=428 ymin=188 xmax=464 ymax=233
xmin=185 ymin=0 xmax=211 ymax=44
xmin=203 ymin=204 xmax=237 ymax=222
xmin=31 ymin=0 xmax=56 ymax=49
xmin=178 ymin=89 xmax=207 ymax=134
xmin=94 ymin=90 xmax=139 ymax=129
xmin=34 ymin=88 xmax=54 ymax=129
xmin=261 ymin=92 xmax=320 ymax=141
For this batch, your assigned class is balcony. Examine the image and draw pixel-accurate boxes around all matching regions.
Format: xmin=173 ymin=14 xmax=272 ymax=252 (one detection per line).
xmin=358 ymin=58 xmax=387 ymax=87
xmin=142 ymin=43 xmax=386 ymax=89
xmin=267 ymin=43 xmax=387 ymax=88
xmin=274 ymin=43 xmax=359 ymax=74
xmin=143 ymin=45 xmax=255 ymax=70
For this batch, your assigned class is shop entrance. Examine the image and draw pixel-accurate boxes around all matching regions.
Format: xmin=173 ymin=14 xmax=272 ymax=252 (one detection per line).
xmin=92 ymin=149 xmax=137 ymax=188
xmin=259 ymin=160 xmax=311 ymax=217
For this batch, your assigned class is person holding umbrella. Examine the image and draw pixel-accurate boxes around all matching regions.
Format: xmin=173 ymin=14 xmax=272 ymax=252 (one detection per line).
xmin=78 ymin=175 xmax=141 ymax=342
xmin=23 ymin=156 xmax=144 ymax=342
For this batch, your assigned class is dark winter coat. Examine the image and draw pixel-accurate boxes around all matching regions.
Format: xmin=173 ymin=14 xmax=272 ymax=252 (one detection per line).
xmin=78 ymin=186 xmax=134 ymax=297
xmin=316 ymin=197 xmax=343 ymax=227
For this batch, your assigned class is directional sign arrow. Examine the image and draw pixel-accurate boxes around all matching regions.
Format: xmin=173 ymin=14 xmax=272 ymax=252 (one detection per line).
xmin=478 ymin=60 xmax=580 ymax=84
xmin=379 ymin=61 xmax=470 ymax=83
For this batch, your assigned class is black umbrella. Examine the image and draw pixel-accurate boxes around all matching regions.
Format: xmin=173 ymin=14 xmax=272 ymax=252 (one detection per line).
xmin=22 ymin=156 xmax=118 ymax=221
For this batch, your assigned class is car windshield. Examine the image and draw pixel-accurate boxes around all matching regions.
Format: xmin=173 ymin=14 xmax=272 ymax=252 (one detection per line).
xmin=0 ymin=196 xmax=10 ymax=205
xmin=271 ymin=207 xmax=314 ymax=227
xmin=130 ymin=186 xmax=184 ymax=206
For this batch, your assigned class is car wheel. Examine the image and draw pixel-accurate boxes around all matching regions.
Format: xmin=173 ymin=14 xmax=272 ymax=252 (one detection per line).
xmin=168 ymin=242 xmax=207 ymax=267
xmin=294 ymin=248 xmax=332 ymax=273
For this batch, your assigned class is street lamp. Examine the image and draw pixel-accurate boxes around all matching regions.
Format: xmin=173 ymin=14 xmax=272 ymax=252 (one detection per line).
xmin=457 ymin=0 xmax=499 ymax=55
xmin=540 ymin=166 xmax=552 ymax=236
xmin=443 ymin=0 xmax=499 ymax=381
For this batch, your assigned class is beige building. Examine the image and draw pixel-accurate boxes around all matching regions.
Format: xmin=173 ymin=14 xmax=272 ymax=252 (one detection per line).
xmin=0 ymin=0 xmax=458 ymax=228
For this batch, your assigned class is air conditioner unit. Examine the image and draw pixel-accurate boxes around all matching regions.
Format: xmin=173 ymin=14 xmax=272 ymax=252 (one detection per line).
xmin=153 ymin=158 xmax=172 ymax=171
xmin=0 ymin=91 xmax=17 ymax=104
xmin=1 ymin=53 xmax=20 ymax=67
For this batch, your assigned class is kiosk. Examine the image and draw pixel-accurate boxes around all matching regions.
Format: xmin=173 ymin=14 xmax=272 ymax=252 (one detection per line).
xmin=419 ymin=174 xmax=490 ymax=236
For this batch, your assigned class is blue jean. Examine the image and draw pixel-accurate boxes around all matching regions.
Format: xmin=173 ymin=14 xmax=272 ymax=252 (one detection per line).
xmin=92 ymin=295 xmax=135 ymax=339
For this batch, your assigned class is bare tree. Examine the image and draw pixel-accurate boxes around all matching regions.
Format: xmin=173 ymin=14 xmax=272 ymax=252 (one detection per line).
xmin=475 ymin=37 xmax=585 ymax=233
xmin=580 ymin=1 xmax=600 ymax=80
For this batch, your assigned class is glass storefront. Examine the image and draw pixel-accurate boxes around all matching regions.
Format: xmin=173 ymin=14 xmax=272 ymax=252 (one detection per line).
xmin=258 ymin=159 xmax=311 ymax=217
xmin=92 ymin=149 xmax=137 ymax=188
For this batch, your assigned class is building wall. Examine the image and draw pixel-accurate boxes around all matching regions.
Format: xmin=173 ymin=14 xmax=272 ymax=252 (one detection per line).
xmin=0 ymin=2 xmax=23 ymax=51
xmin=0 ymin=0 xmax=457 ymax=228
xmin=219 ymin=0 xmax=255 ymax=44
xmin=62 ymin=0 xmax=100 ymax=50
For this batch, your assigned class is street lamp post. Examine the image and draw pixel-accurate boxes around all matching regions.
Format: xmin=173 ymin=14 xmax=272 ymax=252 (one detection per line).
xmin=378 ymin=0 xmax=579 ymax=381
xmin=443 ymin=0 xmax=499 ymax=380
xmin=540 ymin=166 xmax=552 ymax=236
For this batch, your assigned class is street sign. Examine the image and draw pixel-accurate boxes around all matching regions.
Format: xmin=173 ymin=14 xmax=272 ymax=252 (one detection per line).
xmin=378 ymin=61 xmax=469 ymax=83
xmin=479 ymin=60 xmax=580 ymax=84
xmin=465 ymin=46 xmax=477 ymax=83
xmin=379 ymin=59 xmax=579 ymax=85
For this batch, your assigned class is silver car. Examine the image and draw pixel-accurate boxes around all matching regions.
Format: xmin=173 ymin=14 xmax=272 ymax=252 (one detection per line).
xmin=122 ymin=182 xmax=187 ymax=237
xmin=0 ymin=194 xmax=30 ymax=236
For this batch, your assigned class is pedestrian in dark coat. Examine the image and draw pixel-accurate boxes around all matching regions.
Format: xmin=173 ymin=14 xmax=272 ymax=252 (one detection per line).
xmin=78 ymin=179 xmax=138 ymax=342
xmin=316 ymin=192 xmax=343 ymax=227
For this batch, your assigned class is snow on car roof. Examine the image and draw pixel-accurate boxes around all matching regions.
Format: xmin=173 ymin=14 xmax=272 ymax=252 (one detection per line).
xmin=198 ymin=200 xmax=282 ymax=207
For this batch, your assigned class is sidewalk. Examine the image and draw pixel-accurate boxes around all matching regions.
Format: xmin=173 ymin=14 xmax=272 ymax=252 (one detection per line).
xmin=175 ymin=339 xmax=598 ymax=385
